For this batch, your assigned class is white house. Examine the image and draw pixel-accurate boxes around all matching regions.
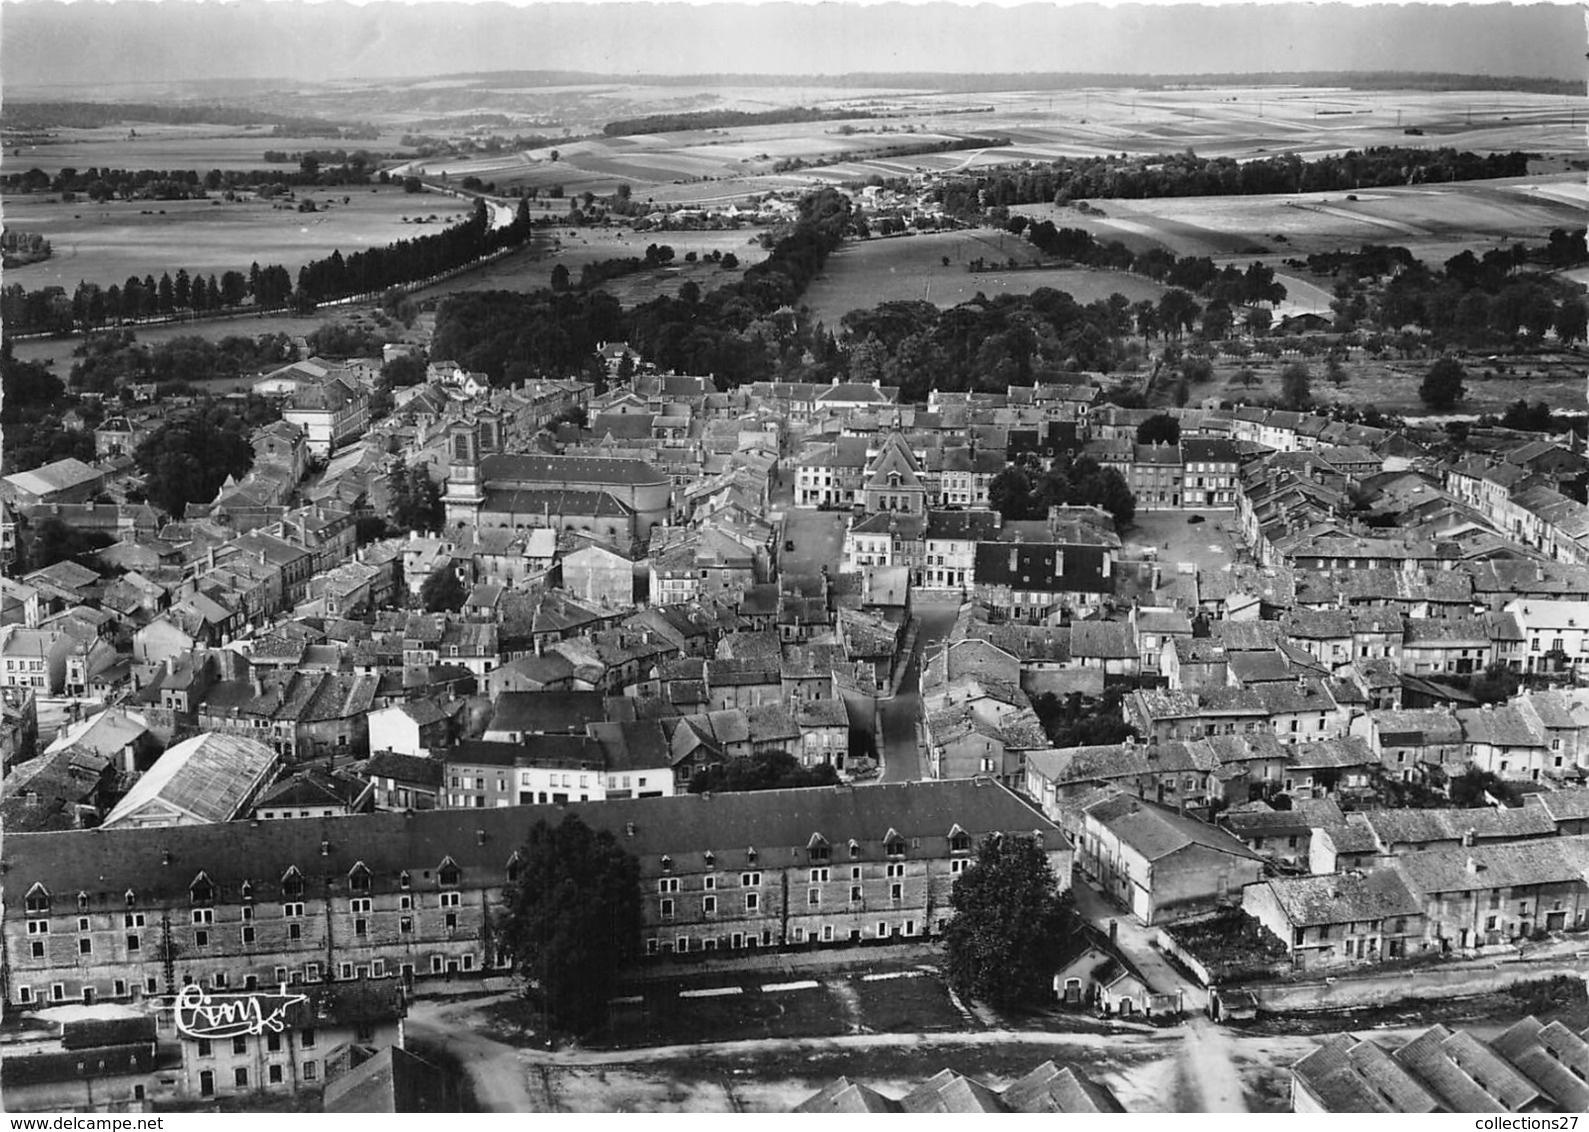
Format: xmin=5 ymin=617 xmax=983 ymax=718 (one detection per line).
xmin=1505 ymin=599 xmax=1589 ymax=677
xmin=367 ymin=701 xmax=451 ymax=757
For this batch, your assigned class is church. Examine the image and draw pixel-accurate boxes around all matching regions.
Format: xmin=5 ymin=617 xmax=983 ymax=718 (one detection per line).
xmin=442 ymin=417 xmax=672 ymax=549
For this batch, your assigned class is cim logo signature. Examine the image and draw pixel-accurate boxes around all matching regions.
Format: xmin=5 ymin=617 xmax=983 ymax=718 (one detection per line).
xmin=173 ymin=983 xmax=310 ymax=1040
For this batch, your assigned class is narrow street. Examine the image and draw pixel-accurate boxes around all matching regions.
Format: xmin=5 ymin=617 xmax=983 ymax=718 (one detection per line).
xmin=879 ymin=603 xmax=961 ymax=782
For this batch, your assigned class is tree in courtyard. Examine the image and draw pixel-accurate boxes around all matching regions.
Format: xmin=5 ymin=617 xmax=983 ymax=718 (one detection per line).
xmin=419 ymin=563 xmax=466 ymax=612
xmin=944 ymin=833 xmax=1074 ymax=1007
xmin=989 ymin=465 xmax=1037 ymax=522
xmin=1279 ymin=360 xmax=1312 ymax=409
xmin=496 ymin=814 xmax=641 ymax=1033
xmin=1136 ymin=413 xmax=1181 ymax=445
xmin=1419 ymin=355 xmax=1467 ymax=411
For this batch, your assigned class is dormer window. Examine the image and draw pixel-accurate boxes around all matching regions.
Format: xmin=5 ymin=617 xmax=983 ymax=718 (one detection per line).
xmin=438 ymin=860 xmax=460 ymax=888
xmin=77 ymin=892 xmax=90 ymax=913
xmin=239 ymin=881 xmax=254 ymax=903
xmin=807 ymin=834 xmax=830 ymax=863
xmin=660 ymin=855 xmax=674 ymax=873
xmin=848 ymin=839 xmax=861 ymax=859
xmin=702 ymin=851 xmax=715 ymax=870
xmin=885 ymin=829 xmax=907 ymax=858
xmin=746 ymin=847 xmax=758 ymax=866
xmin=399 ymin=871 xmax=412 ymax=890
xmin=348 ymin=863 xmax=372 ymax=893
xmin=190 ymin=874 xmax=215 ymax=907
xmin=281 ymin=868 xmax=304 ymax=899
xmin=124 ymin=890 xmax=136 ymax=909
xmin=948 ymin=825 xmax=972 ymax=854
xmin=25 ymin=884 xmax=51 ymax=915
xmin=505 ymin=852 xmax=523 ymax=884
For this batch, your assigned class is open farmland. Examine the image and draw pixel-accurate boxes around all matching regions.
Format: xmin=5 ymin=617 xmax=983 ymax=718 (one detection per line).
xmin=1013 ymin=173 xmax=1587 ymax=264
xmin=406 ymin=85 xmax=1583 ymax=210
xmin=4 ymin=124 xmax=416 ymax=174
xmin=0 ymin=185 xmax=471 ymax=291
xmin=803 ymin=229 xmax=1168 ymax=327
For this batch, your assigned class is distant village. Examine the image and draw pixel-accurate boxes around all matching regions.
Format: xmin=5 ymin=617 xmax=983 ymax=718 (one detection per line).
xmin=7 ymin=309 xmax=1589 ymax=1115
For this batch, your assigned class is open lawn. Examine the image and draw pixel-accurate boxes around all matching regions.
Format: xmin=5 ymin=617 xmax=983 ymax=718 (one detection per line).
xmin=2 ymin=184 xmax=470 ymax=291
xmin=804 ymin=228 xmax=1168 ymax=327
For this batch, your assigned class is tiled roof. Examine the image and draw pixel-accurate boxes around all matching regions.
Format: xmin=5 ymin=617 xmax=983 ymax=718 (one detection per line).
xmin=1259 ymin=869 xmax=1422 ymax=927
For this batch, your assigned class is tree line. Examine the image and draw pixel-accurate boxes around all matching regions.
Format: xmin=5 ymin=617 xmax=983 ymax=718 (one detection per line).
xmin=923 ymin=146 xmax=1531 ymax=216
xmin=5 ymin=157 xmax=397 ymax=197
xmin=603 ymin=106 xmax=862 ymax=137
xmin=1 ymin=197 xmax=535 ymax=337
xmin=1 ymin=101 xmax=365 ymax=132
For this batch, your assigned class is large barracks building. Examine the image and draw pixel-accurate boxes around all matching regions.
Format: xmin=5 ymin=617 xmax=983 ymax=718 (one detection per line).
xmin=2 ymin=780 xmax=1067 ymax=1008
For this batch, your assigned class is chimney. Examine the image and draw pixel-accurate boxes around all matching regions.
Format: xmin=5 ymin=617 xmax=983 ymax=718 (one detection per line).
xmin=1462 ymin=829 xmax=1476 ymax=848
xmin=476 ymin=829 xmax=487 ymax=845
xmin=320 ymin=839 xmax=330 ymax=856
xmin=1009 ymin=548 xmax=1019 ymax=574
xmin=1108 ymin=919 xmax=1118 ymax=944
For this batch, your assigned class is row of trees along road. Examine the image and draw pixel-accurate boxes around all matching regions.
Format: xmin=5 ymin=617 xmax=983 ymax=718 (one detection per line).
xmin=498 ymin=814 xmax=1072 ymax=1035
xmin=1 ymin=197 xmax=535 ymax=337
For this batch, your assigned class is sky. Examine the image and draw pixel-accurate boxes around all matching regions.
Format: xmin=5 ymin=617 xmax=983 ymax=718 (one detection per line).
xmin=1 ymin=1 xmax=1582 ymax=91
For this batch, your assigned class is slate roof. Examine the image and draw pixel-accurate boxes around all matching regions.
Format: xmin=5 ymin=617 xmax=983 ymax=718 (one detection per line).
xmin=487 ymin=691 xmax=609 ymax=735
xmin=1084 ymin=794 xmax=1262 ymax=862
xmin=1291 ymin=1034 xmax=1441 ymax=1113
xmin=2 ymin=780 xmax=1065 ymax=905
xmin=363 ymin=752 xmax=445 ymax=788
xmin=481 ymin=454 xmax=669 ymax=488
xmin=1489 ymin=1018 xmax=1589 ymax=1112
xmin=793 ymin=1078 xmax=901 ymax=1113
xmin=1393 ymin=1024 xmax=1546 ymax=1113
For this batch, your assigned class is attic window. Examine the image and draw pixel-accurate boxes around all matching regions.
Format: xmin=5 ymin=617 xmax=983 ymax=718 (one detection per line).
xmin=660 ymin=855 xmax=674 ymax=873
xmin=25 ymin=883 xmax=51 ymax=915
xmin=438 ymin=861 xmax=461 ymax=888
xmin=77 ymin=892 xmax=90 ymax=913
xmin=848 ymin=839 xmax=861 ymax=859
xmin=746 ymin=847 xmax=758 ymax=866
xmin=348 ymin=864 xmax=372 ymax=893
xmin=948 ymin=825 xmax=972 ymax=854
xmin=807 ymin=834 xmax=830 ymax=863
xmin=190 ymin=875 xmax=215 ymax=907
xmin=885 ymin=829 xmax=907 ymax=858
xmin=281 ymin=868 xmax=304 ymax=899
xmin=124 ymin=890 xmax=136 ymax=909
xmin=506 ymin=852 xmax=523 ymax=884
xmin=702 ymin=851 xmax=715 ymax=870
xmin=399 ymin=871 xmax=411 ymax=890
xmin=239 ymin=881 xmax=254 ymax=903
